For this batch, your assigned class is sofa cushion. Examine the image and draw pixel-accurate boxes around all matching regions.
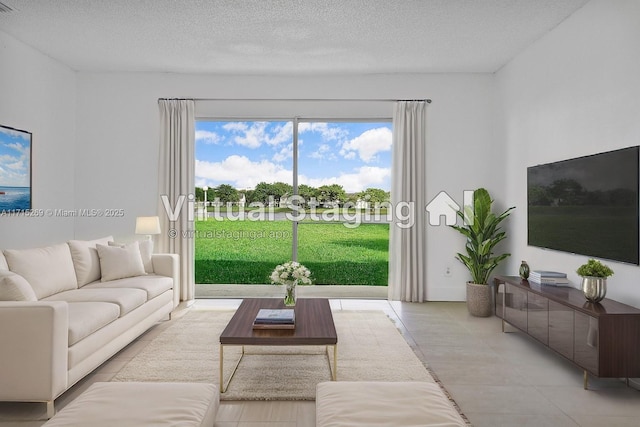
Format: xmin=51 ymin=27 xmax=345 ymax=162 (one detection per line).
xmin=0 ymin=270 xmax=37 ymax=301
xmin=0 ymin=251 xmax=8 ymax=270
xmin=42 ymin=382 xmax=219 ymax=427
xmin=109 ymin=239 xmax=154 ymax=274
xmin=316 ymin=381 xmax=467 ymax=427
xmin=67 ymin=302 xmax=120 ymax=346
xmin=43 ymin=288 xmax=147 ymax=317
xmin=84 ymin=275 xmax=173 ymax=301
xmin=97 ymin=242 xmax=146 ymax=282
xmin=4 ymin=243 xmax=78 ymax=299
xmin=68 ymin=236 xmax=114 ymax=287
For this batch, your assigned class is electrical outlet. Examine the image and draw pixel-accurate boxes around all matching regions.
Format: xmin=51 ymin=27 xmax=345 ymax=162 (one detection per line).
xmin=444 ymin=266 xmax=452 ymax=277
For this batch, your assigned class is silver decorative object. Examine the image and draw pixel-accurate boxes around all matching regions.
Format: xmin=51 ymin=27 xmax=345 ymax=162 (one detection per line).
xmin=581 ymin=277 xmax=607 ymax=303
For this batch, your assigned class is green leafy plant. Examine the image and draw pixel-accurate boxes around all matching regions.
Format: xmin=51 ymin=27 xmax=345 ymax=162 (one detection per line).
xmin=576 ymin=259 xmax=614 ymax=278
xmin=450 ymin=188 xmax=515 ymax=285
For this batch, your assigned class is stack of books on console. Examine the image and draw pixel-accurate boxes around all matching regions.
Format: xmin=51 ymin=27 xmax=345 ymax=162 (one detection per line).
xmin=529 ymin=270 xmax=570 ymax=287
xmin=253 ymin=308 xmax=295 ymax=330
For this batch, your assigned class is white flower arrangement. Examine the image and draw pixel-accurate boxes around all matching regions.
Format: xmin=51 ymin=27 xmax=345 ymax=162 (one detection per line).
xmin=270 ymin=261 xmax=313 ymax=286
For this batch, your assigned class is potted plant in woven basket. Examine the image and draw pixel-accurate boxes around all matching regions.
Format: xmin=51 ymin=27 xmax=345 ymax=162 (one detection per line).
xmin=450 ymin=188 xmax=515 ymax=317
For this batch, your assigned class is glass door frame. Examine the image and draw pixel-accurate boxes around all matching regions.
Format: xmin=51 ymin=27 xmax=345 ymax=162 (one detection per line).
xmin=194 ymin=115 xmax=392 ymax=283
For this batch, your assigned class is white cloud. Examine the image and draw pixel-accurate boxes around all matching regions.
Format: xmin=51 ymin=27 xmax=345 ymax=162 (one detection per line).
xmin=221 ymin=121 xmax=292 ymax=149
xmin=1 ymin=128 xmax=30 ymax=141
xmin=269 ymin=122 xmax=293 ymax=146
xmin=5 ymin=142 xmax=29 ymax=156
xmin=201 ymin=122 xmax=353 ymax=155
xmin=308 ymin=143 xmax=335 ymax=160
xmin=195 ymin=157 xmax=389 ymax=193
xmin=230 ymin=122 xmax=264 ymax=148
xmin=300 ymin=166 xmax=390 ymax=193
xmin=340 ymin=127 xmax=392 ymax=163
xmin=222 ymin=122 xmax=248 ymax=132
xmin=0 ymin=154 xmax=18 ymax=163
xmin=298 ymin=123 xmax=348 ymax=141
xmin=0 ymin=164 xmax=28 ymax=187
xmin=196 ymin=155 xmax=292 ymax=189
xmin=273 ymin=143 xmax=293 ymax=162
xmin=7 ymin=160 xmax=24 ymax=171
xmin=0 ymin=141 xmax=30 ymax=186
xmin=195 ymin=130 xmax=222 ymax=145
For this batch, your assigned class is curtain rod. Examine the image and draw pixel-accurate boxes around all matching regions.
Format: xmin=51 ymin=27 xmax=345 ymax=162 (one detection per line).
xmin=159 ymin=97 xmax=431 ymax=103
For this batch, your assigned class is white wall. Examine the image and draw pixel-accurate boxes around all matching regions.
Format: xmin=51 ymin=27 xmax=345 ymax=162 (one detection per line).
xmin=0 ymin=31 xmax=77 ymax=248
xmin=74 ymin=72 xmax=498 ymax=300
xmin=0 ymin=24 xmax=501 ymax=300
xmin=2 ymin=0 xmax=637 ymax=303
xmin=496 ymin=0 xmax=640 ymax=307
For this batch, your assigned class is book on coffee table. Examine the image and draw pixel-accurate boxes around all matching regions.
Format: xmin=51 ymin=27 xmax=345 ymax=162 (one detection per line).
xmin=253 ymin=309 xmax=295 ymax=329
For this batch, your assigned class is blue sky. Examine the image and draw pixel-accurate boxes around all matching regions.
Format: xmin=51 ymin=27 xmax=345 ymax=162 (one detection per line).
xmin=195 ymin=121 xmax=392 ymax=193
xmin=0 ymin=126 xmax=31 ymax=188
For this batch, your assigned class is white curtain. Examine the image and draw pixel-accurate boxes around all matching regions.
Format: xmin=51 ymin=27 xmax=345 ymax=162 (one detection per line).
xmin=388 ymin=101 xmax=428 ymax=302
xmin=157 ymin=99 xmax=195 ymax=302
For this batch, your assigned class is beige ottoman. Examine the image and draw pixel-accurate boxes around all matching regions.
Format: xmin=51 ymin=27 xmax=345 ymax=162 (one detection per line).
xmin=43 ymin=382 xmax=219 ymax=427
xmin=316 ymin=381 xmax=467 ymax=426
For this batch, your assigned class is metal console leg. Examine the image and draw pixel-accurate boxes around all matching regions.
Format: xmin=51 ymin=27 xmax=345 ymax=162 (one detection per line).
xmin=583 ymin=370 xmax=589 ymax=390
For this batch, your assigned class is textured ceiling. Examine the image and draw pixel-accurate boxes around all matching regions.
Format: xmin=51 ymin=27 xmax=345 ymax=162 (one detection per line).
xmin=0 ymin=0 xmax=589 ymax=74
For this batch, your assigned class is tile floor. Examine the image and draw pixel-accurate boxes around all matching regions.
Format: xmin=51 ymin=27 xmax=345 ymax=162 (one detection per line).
xmin=1 ymin=298 xmax=640 ymax=426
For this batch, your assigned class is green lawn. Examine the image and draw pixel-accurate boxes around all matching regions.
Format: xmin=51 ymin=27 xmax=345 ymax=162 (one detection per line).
xmin=195 ymin=220 xmax=389 ymax=286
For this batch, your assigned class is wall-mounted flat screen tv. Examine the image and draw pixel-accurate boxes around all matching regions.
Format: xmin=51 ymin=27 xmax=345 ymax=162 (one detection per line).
xmin=527 ymin=146 xmax=639 ymax=265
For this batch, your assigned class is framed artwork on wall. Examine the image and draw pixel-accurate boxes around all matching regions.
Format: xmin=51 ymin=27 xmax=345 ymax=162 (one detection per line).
xmin=0 ymin=124 xmax=32 ymax=211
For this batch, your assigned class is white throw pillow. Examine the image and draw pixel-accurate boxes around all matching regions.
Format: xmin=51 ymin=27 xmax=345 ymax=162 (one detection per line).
xmin=68 ymin=236 xmax=114 ymax=286
xmin=97 ymin=241 xmax=146 ymax=282
xmin=0 ymin=270 xmax=37 ymax=301
xmin=108 ymin=239 xmax=154 ymax=274
xmin=0 ymin=251 xmax=8 ymax=270
xmin=4 ymin=243 xmax=78 ymax=299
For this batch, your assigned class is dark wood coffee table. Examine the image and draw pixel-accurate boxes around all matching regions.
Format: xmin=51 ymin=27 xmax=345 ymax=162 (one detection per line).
xmin=219 ymin=298 xmax=337 ymax=392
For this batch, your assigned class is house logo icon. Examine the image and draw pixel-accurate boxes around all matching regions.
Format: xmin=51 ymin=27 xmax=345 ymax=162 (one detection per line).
xmin=426 ymin=191 xmax=473 ymax=226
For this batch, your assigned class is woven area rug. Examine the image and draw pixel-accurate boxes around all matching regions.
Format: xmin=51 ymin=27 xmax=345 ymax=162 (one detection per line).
xmin=112 ymin=308 xmax=435 ymax=401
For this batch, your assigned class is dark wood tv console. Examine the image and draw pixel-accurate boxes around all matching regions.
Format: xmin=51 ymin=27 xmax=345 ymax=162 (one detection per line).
xmin=494 ymin=275 xmax=640 ymax=389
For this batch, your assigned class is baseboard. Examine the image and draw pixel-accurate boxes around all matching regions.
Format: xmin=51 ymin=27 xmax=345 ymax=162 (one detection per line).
xmin=626 ymin=377 xmax=640 ymax=390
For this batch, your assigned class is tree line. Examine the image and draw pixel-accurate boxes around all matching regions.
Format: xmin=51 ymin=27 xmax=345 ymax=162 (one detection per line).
xmin=195 ymin=182 xmax=390 ymax=206
xmin=528 ymin=178 xmax=636 ymax=206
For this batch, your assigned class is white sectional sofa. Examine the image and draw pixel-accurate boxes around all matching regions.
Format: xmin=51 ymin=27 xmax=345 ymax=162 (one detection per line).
xmin=0 ymin=236 xmax=180 ymax=417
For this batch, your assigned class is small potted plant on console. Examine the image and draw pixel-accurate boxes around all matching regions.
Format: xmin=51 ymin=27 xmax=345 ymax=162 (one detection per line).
xmin=577 ymin=259 xmax=614 ymax=303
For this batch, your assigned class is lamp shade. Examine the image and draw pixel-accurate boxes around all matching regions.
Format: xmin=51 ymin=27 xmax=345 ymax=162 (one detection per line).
xmin=135 ymin=216 xmax=161 ymax=235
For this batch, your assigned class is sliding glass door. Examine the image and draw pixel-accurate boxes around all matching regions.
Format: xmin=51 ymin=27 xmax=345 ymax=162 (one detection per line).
xmin=194 ymin=119 xmax=391 ymax=287
xmin=295 ymin=121 xmax=391 ymax=285
xmin=194 ymin=121 xmax=294 ymax=284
